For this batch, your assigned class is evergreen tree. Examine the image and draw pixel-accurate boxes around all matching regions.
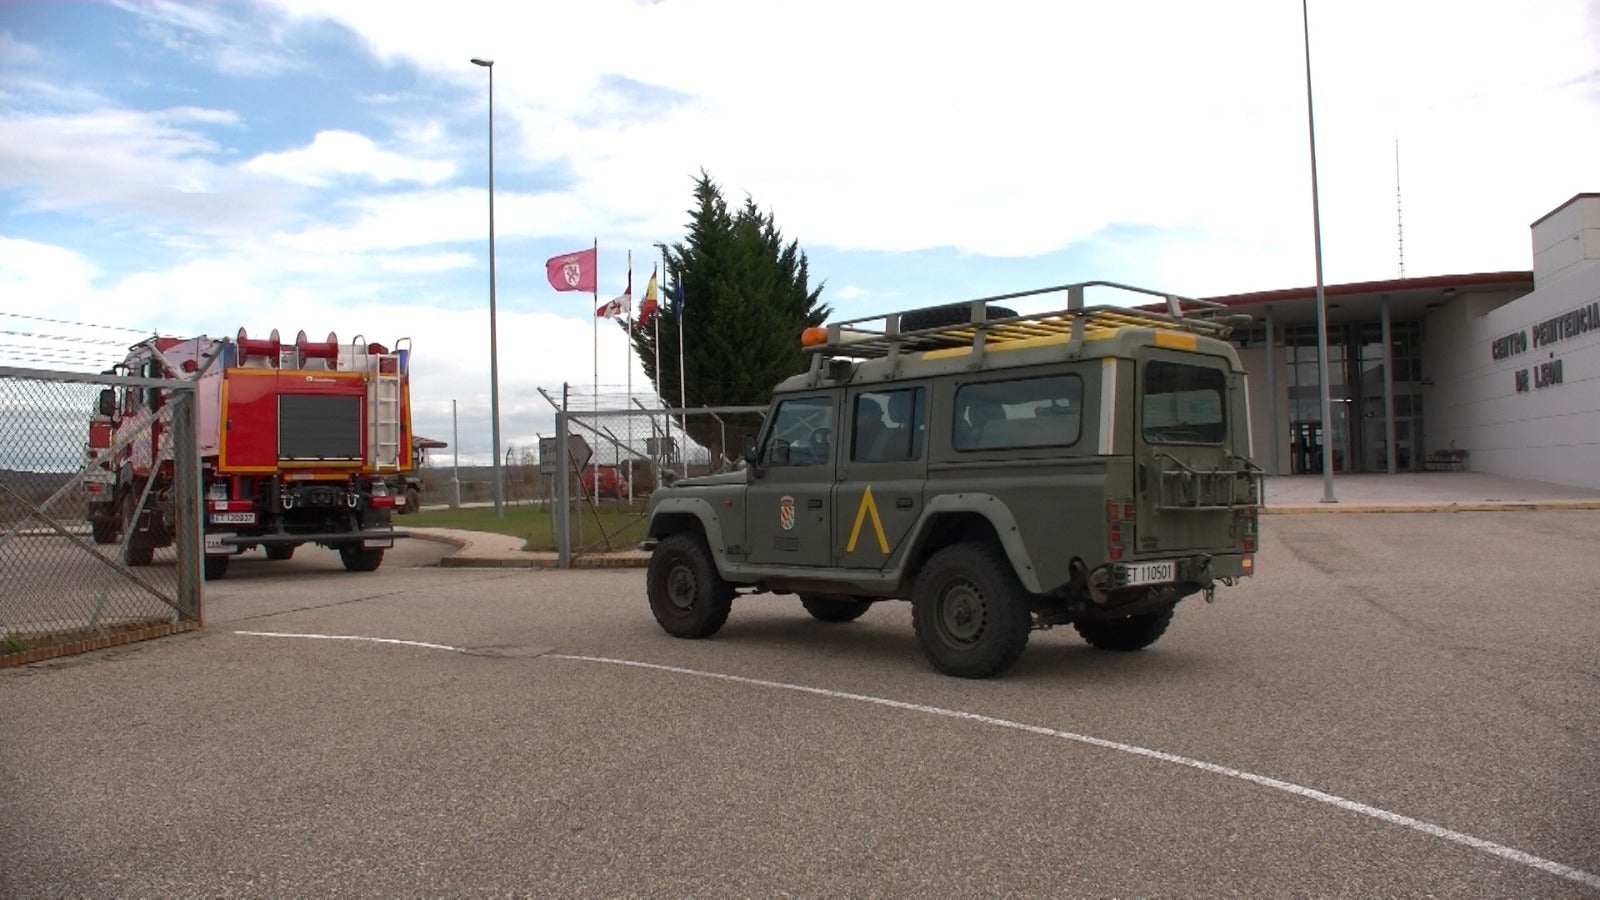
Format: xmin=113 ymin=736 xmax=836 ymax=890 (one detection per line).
xmin=628 ymin=170 xmax=829 ymax=461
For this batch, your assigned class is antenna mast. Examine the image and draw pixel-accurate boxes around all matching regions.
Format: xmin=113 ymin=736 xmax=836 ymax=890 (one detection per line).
xmin=1395 ymin=138 xmax=1405 ymax=279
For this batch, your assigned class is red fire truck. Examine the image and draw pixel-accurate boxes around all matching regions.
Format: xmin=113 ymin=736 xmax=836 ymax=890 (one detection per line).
xmin=87 ymin=328 xmax=413 ymax=580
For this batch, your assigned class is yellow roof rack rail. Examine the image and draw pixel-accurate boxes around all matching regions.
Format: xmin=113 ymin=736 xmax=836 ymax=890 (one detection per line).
xmin=803 ymin=280 xmax=1250 ymax=361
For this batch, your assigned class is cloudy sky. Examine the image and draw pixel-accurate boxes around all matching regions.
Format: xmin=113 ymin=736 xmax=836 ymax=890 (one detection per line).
xmin=2 ymin=0 xmax=1596 ymax=464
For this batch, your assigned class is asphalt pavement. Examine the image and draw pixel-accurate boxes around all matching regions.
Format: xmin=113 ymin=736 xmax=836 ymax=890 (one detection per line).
xmin=2 ymin=476 xmax=1598 ymax=896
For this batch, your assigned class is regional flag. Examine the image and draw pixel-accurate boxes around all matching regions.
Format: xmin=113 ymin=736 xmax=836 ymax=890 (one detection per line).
xmin=637 ymin=266 xmax=659 ymax=329
xmin=546 ymin=248 xmax=597 ymax=292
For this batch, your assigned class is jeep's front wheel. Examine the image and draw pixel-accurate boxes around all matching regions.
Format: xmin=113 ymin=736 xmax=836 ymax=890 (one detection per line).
xmin=647 ymin=533 xmax=733 ymax=639
xmin=799 ymin=593 xmax=872 ymax=623
xmin=911 ymin=543 xmax=1031 ymax=678
xmin=1073 ymin=605 xmax=1175 ymax=651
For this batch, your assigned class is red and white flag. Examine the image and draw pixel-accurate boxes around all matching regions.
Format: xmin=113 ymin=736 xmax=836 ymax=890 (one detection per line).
xmin=596 ymin=271 xmax=632 ymax=319
xmin=546 ymin=247 xmax=597 ymax=292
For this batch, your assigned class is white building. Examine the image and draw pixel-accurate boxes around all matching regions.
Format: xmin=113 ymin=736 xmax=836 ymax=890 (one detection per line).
xmin=1216 ymin=192 xmax=1599 ymax=490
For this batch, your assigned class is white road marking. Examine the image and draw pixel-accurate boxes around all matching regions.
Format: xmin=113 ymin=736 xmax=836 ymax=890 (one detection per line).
xmin=227 ymin=631 xmax=1600 ymax=890
xmin=232 ymin=630 xmax=464 ymax=653
xmin=552 ymin=653 xmax=1600 ymax=892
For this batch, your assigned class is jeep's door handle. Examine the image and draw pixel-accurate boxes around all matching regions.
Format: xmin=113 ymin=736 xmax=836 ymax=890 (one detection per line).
xmin=807 ymin=498 xmax=823 ymax=509
xmin=896 ymin=497 xmax=913 ymax=509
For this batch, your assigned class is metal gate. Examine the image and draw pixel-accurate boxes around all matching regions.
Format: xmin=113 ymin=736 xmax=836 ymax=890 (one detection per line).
xmin=542 ymin=385 xmax=764 ymax=566
xmin=0 ymin=366 xmax=202 ymax=666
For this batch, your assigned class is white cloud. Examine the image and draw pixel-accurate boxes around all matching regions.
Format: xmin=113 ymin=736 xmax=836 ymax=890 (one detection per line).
xmin=244 ymin=129 xmax=455 ymax=186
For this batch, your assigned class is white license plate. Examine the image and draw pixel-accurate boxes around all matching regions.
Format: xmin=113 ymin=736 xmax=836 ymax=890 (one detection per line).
xmin=1124 ymin=560 xmax=1176 ymax=586
xmin=205 ymin=532 xmax=234 ymax=554
xmin=210 ymin=512 xmax=256 ymax=525
xmin=363 ymin=538 xmax=393 ymax=549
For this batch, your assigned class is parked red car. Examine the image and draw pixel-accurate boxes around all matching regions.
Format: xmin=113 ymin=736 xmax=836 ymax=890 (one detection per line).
xmin=580 ymin=464 xmax=630 ymax=499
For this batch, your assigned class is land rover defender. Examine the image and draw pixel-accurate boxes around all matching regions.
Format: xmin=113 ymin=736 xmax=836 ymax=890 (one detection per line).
xmin=641 ymin=281 xmax=1263 ymax=678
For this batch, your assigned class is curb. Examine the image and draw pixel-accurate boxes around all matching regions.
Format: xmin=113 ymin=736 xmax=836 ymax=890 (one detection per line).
xmin=1264 ymin=500 xmax=1600 ymax=515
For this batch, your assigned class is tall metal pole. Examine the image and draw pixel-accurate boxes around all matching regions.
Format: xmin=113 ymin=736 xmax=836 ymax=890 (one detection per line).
xmin=1300 ymin=0 xmax=1337 ymax=503
xmin=471 ymin=57 xmax=504 ymax=517
xmin=451 ymin=398 xmax=461 ymax=508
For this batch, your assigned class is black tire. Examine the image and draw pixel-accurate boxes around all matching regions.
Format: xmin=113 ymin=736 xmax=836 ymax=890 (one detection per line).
xmin=203 ymin=555 xmax=230 ymax=581
xmin=264 ymin=544 xmax=296 ymax=561
xmin=647 ymin=533 xmax=734 ymax=639
xmin=91 ymin=518 xmax=118 ymax=545
xmin=911 ymin=543 xmax=1031 ymax=678
xmin=1073 ymin=605 xmax=1175 ymax=652
xmin=900 ymin=303 xmax=1018 ymax=332
xmin=120 ymin=492 xmax=153 ymax=567
xmin=799 ymin=593 xmax=873 ymax=623
xmin=339 ymin=546 xmax=384 ymax=572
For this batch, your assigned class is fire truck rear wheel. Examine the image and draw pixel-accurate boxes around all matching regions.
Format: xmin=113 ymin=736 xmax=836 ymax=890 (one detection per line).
xmin=119 ymin=493 xmax=153 ymax=567
xmin=339 ymin=546 xmax=384 ymax=572
xmin=91 ymin=519 xmax=118 ymax=545
xmin=203 ymin=555 xmax=229 ymax=581
xmin=264 ymin=545 xmax=295 ymax=561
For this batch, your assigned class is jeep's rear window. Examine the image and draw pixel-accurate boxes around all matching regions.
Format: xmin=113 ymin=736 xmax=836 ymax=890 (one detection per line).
xmin=1142 ymin=361 xmax=1225 ymax=444
xmin=953 ymin=375 xmax=1082 ymax=451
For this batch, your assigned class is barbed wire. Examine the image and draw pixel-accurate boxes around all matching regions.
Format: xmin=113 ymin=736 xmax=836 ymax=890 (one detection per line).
xmin=0 ymin=310 xmax=153 ymax=334
xmin=0 ymin=328 xmax=127 ymax=346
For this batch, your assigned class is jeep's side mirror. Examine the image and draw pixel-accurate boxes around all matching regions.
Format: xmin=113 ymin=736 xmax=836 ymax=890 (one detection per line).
xmin=97 ymin=389 xmax=115 ymax=417
xmin=741 ymin=434 xmax=760 ymax=465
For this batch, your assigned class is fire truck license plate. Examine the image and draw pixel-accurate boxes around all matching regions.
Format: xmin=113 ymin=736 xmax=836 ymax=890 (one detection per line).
xmin=1125 ymin=560 xmax=1176 ymax=586
xmin=210 ymin=512 xmax=256 ymax=525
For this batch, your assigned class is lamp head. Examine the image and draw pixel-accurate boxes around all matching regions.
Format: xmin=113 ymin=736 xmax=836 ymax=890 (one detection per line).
xmin=470 ymin=58 xmax=493 ymax=67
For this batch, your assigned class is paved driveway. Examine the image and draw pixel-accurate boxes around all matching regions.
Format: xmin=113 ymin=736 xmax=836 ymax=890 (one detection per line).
xmin=2 ymin=512 xmax=1597 ymax=897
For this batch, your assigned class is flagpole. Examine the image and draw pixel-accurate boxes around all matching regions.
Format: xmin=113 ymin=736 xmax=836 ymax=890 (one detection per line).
xmin=625 ymin=250 xmax=633 ymax=499
xmin=677 ymin=266 xmax=687 ymax=450
xmin=625 ymin=249 xmax=633 ymax=435
xmin=591 ymin=237 xmax=599 ymax=406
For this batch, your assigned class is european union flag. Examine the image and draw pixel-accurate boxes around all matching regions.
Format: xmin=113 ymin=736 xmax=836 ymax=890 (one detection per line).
xmin=674 ymin=274 xmax=687 ymax=326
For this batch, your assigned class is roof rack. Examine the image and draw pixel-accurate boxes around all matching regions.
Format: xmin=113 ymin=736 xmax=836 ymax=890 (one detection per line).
xmin=804 ymin=281 xmax=1251 ymax=361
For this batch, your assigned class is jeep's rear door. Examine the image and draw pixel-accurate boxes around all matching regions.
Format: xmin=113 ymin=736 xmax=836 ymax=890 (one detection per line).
xmin=1134 ymin=350 xmax=1245 ymax=553
xmin=747 ymin=394 xmax=837 ymax=568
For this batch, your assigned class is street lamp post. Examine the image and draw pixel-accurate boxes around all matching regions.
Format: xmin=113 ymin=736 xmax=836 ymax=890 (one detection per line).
xmin=1299 ymin=2 xmax=1336 ymax=504
xmin=471 ymin=57 xmax=504 ymax=517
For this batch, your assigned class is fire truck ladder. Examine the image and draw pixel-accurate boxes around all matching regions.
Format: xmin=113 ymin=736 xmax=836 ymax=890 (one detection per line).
xmin=356 ymin=336 xmax=405 ymax=472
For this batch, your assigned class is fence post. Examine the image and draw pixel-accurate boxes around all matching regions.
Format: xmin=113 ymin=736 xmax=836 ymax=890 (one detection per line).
xmin=171 ymin=388 xmax=202 ymax=622
xmin=555 ymin=389 xmax=571 ymax=569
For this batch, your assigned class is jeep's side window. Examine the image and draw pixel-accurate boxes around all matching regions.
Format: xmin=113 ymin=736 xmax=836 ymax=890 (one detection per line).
xmin=953 ymin=375 xmax=1082 ymax=451
xmin=852 ymin=387 xmax=926 ymax=463
xmin=762 ymin=396 xmax=834 ymax=466
xmin=1142 ymin=361 xmax=1226 ymax=444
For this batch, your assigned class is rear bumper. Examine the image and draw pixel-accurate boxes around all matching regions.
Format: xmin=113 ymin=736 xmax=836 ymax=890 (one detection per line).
xmin=1098 ymin=552 xmax=1254 ymax=592
xmin=207 ymin=529 xmax=410 ymax=554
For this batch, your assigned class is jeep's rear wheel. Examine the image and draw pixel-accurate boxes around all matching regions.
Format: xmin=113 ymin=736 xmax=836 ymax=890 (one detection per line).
xmin=912 ymin=543 xmax=1031 ymax=678
xmin=648 ymin=533 xmax=733 ymax=639
xmin=339 ymin=546 xmax=384 ymax=572
xmin=1074 ymin=604 xmax=1175 ymax=651
xmin=799 ymin=593 xmax=873 ymax=623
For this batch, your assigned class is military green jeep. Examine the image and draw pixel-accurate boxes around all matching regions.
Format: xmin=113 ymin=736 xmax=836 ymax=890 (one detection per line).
xmin=640 ymin=281 xmax=1263 ymax=678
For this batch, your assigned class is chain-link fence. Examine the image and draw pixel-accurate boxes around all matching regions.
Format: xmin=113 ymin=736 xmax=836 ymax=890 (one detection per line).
xmin=539 ymin=385 xmax=765 ymax=564
xmin=0 ymin=366 xmax=201 ymax=666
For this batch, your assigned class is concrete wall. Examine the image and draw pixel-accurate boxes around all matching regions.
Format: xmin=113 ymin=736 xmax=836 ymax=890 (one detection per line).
xmin=1237 ymin=342 xmax=1286 ymax=474
xmin=1421 ymin=195 xmax=1600 ymax=489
